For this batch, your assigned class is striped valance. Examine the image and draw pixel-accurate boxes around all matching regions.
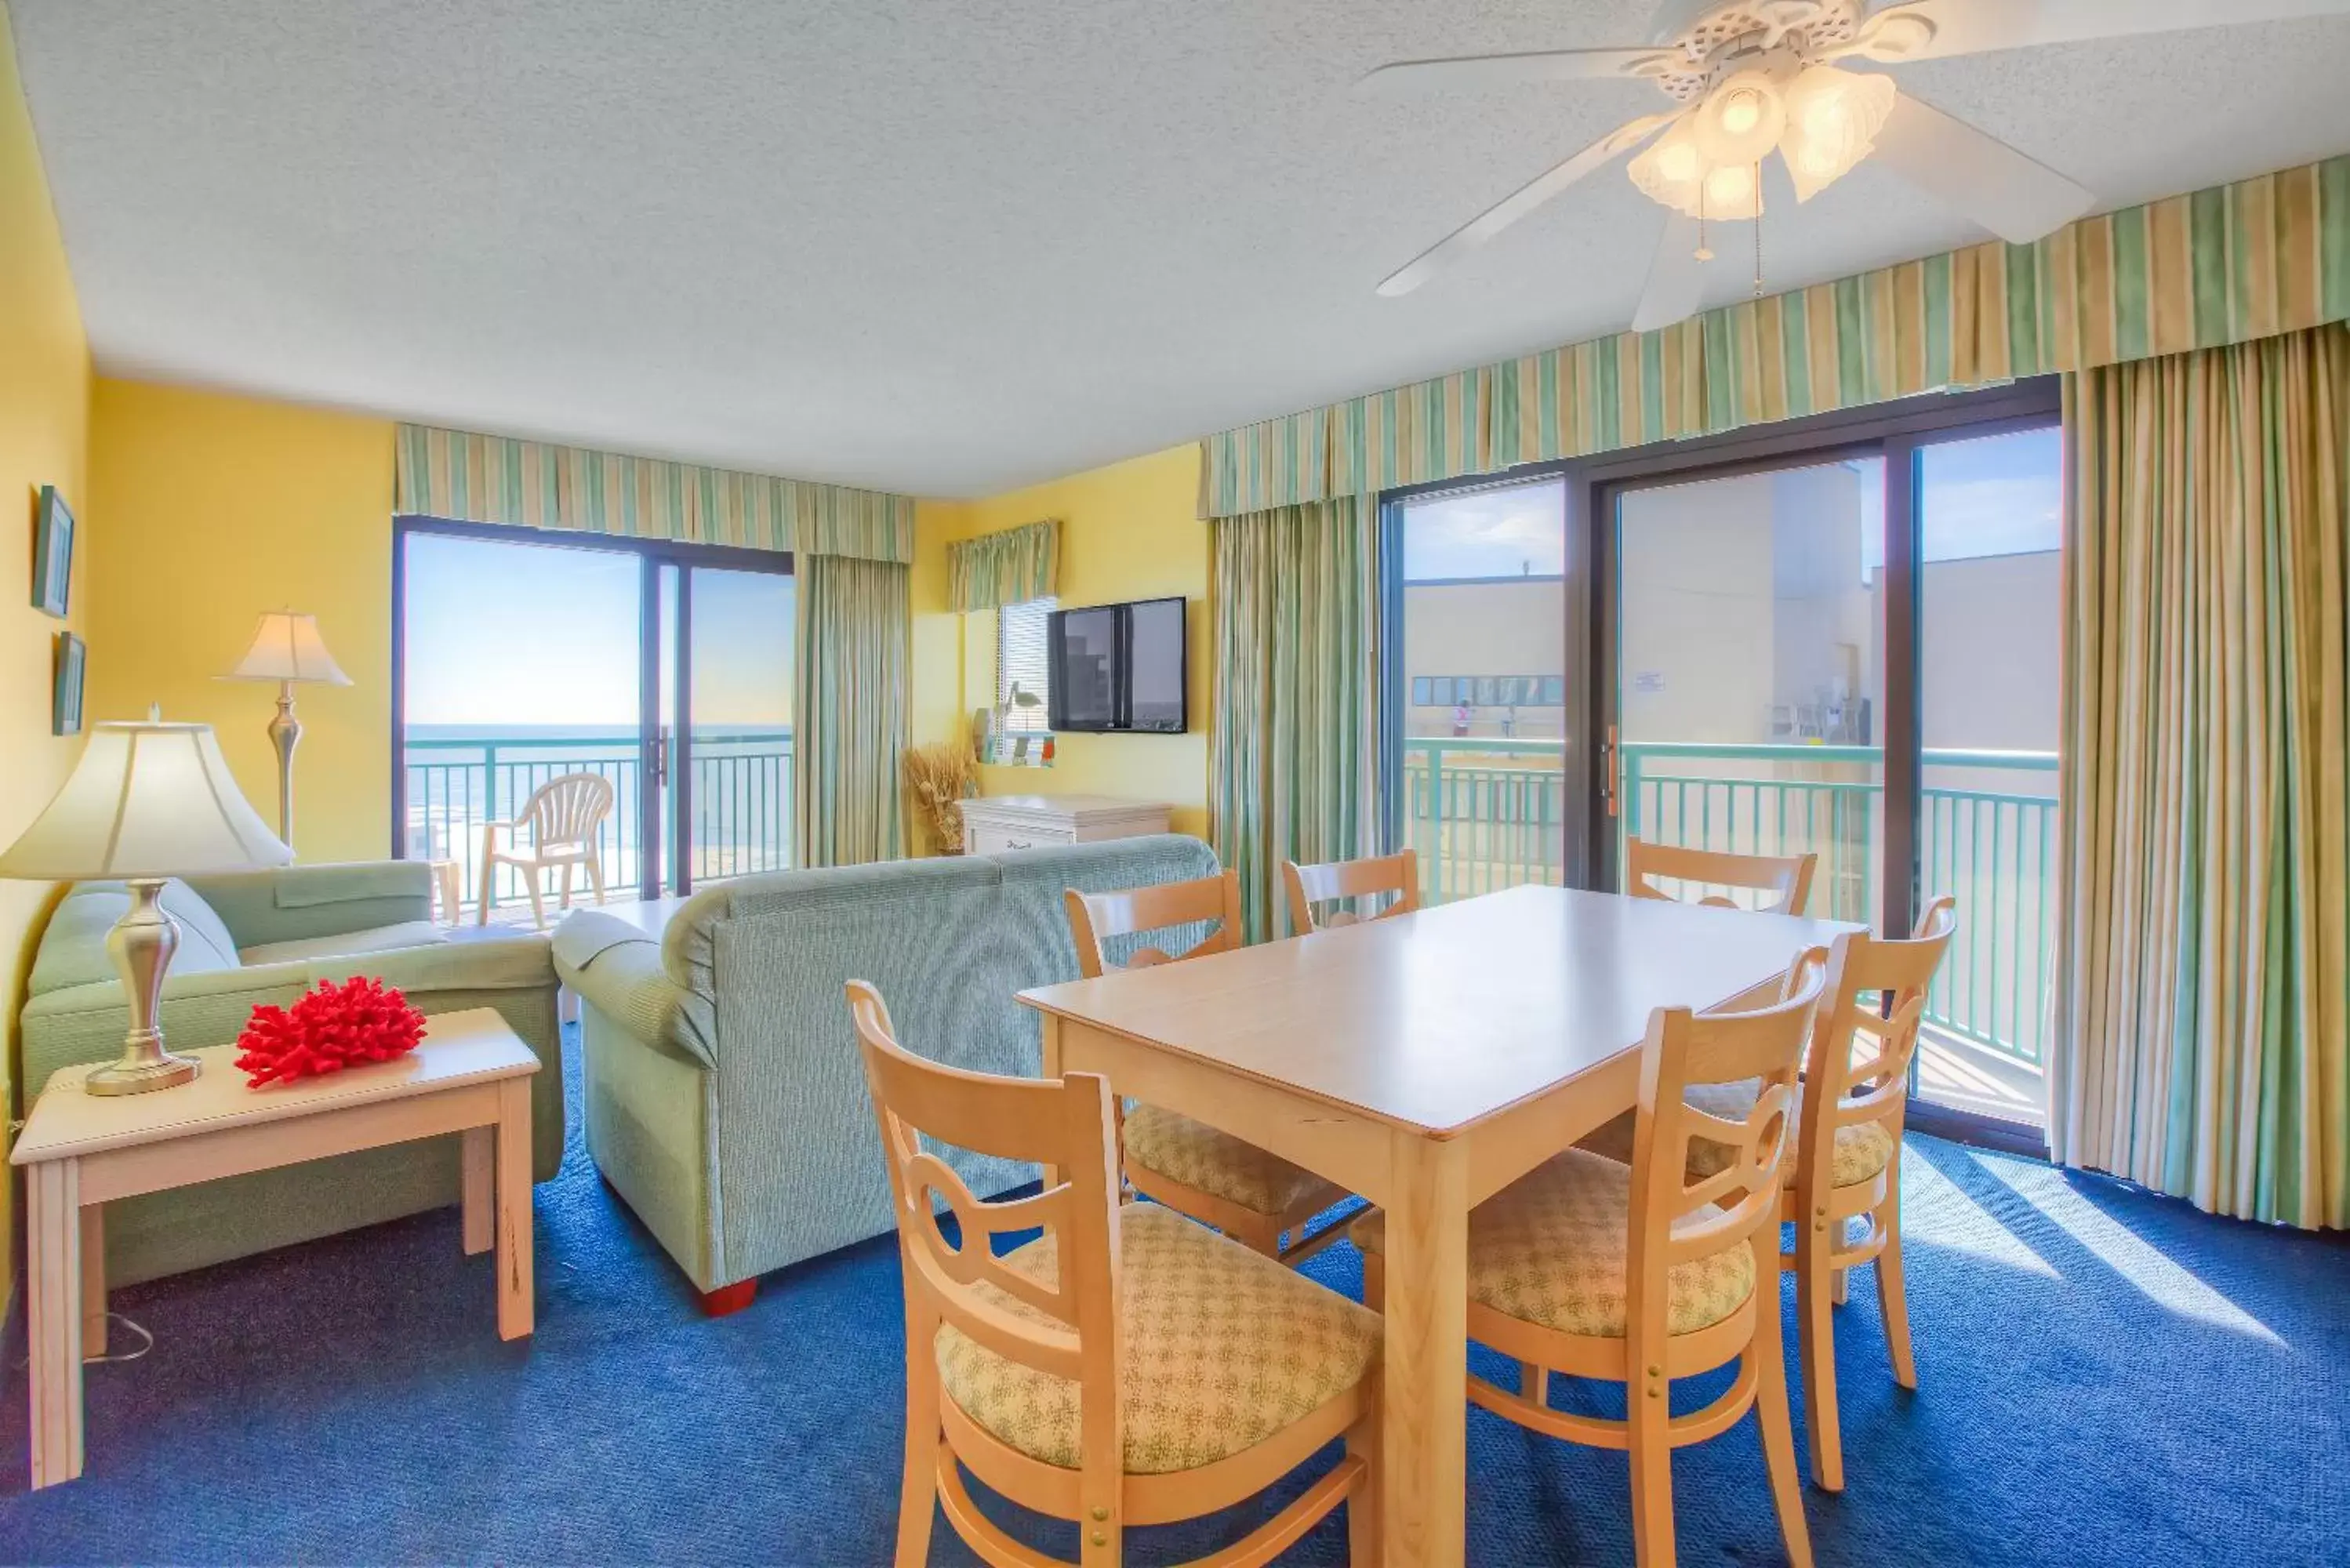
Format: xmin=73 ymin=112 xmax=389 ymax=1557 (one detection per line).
xmin=946 ymin=518 xmax=1059 ymax=612
xmin=395 ymin=424 xmax=916 ymax=564
xmin=1200 ymin=154 xmax=2350 ymax=517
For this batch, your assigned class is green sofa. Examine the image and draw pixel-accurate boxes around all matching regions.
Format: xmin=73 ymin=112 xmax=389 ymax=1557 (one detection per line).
xmin=551 ymin=834 xmax=1219 ymax=1311
xmin=20 ymin=861 xmax=564 ymax=1287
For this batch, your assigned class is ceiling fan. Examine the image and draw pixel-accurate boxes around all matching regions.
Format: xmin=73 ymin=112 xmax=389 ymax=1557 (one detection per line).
xmin=1364 ymin=0 xmax=2350 ymax=331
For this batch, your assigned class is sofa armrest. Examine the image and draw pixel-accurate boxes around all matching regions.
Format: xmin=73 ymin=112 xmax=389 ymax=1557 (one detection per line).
xmin=18 ymin=937 xmax=560 ymax=1095
xmin=21 ymin=964 xmax=319 ymax=1094
xmin=184 ymin=862 xmax=434 ymax=949
xmin=554 ymin=935 xmax=710 ymax=1069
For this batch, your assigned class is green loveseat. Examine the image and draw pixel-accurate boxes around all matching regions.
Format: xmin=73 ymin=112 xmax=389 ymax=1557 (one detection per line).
xmin=20 ymin=861 xmax=564 ymax=1287
xmin=551 ymin=834 xmax=1219 ymax=1310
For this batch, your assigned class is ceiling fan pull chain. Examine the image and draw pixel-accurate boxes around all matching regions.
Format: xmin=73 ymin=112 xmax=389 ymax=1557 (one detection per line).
xmin=1752 ymin=161 xmax=1766 ymax=299
xmin=1696 ymin=182 xmax=1713 ymax=264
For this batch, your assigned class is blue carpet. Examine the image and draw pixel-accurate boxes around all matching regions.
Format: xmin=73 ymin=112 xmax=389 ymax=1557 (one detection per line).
xmin=3 ymin=1026 xmax=2346 ymax=1566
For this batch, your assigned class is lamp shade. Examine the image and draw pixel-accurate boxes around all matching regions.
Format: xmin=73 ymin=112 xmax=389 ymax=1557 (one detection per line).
xmin=0 ymin=720 xmax=293 ymax=880
xmin=223 ymin=611 xmax=353 ymax=685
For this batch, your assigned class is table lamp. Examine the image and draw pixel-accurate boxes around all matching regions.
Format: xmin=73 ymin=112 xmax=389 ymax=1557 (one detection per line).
xmin=222 ymin=609 xmax=352 ymax=847
xmin=0 ymin=717 xmax=292 ymax=1094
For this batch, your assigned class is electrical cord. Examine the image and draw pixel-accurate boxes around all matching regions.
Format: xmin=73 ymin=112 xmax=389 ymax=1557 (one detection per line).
xmin=13 ymin=1312 xmax=154 ymax=1369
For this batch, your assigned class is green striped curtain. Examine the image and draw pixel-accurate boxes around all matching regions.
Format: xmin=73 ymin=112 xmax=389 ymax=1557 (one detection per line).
xmin=946 ymin=519 xmax=1059 ymax=612
xmin=1200 ymin=154 xmax=2350 ymax=517
xmin=394 ymin=424 xmax=916 ymax=564
xmin=794 ymin=554 xmax=910 ymax=867
xmin=1208 ymin=496 xmax=1380 ymax=939
xmin=2054 ymin=323 xmax=2348 ymax=1230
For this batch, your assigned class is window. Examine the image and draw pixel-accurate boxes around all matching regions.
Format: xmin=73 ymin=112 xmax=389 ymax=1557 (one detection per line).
xmin=1411 ymin=676 xmax=1432 ymax=706
xmin=997 ymin=597 xmax=1055 ymax=732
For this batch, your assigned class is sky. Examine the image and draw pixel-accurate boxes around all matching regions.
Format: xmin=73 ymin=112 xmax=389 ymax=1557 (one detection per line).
xmin=1401 ymin=425 xmax=2061 ymax=586
xmin=1402 ymin=477 xmax=1567 ymax=581
xmin=402 ymin=533 xmax=792 ymax=729
xmin=1916 ymin=425 xmax=2062 ymax=560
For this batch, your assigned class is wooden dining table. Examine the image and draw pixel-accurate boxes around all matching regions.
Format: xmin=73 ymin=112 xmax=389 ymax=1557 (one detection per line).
xmin=1019 ymin=883 xmax=1860 ymax=1568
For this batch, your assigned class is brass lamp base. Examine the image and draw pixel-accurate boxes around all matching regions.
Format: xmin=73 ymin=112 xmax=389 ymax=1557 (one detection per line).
xmin=85 ymin=1053 xmax=202 ymax=1096
xmin=86 ymin=878 xmax=202 ymax=1096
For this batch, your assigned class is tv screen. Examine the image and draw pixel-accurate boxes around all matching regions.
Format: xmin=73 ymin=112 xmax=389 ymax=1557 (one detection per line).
xmin=1048 ymin=596 xmax=1187 ymax=733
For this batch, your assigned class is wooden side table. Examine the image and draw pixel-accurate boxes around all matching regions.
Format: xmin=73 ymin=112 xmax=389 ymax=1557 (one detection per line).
xmin=9 ymin=1007 xmax=540 ymax=1490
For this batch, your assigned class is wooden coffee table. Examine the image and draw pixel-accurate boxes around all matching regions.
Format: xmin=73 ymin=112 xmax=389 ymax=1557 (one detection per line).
xmin=9 ymin=1007 xmax=539 ymax=1490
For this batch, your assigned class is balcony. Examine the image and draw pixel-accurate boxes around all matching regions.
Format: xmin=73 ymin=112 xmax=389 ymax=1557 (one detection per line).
xmin=1404 ymin=737 xmax=2057 ymax=1127
xmin=401 ymin=730 xmax=794 ymax=920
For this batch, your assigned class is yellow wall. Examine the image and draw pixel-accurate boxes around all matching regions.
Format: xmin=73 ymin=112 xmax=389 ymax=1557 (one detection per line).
xmin=910 ymin=444 xmax=1211 ymax=843
xmin=0 ymin=5 xmax=92 ymax=1290
xmin=87 ymin=381 xmax=396 ymax=863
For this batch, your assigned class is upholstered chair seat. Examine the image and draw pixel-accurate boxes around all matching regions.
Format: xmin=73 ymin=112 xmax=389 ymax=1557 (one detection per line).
xmin=1352 ymin=1148 xmax=1758 ymax=1340
xmin=1119 ymin=1105 xmax=1335 ymax=1221
xmin=935 ymin=1204 xmax=1380 ymax=1475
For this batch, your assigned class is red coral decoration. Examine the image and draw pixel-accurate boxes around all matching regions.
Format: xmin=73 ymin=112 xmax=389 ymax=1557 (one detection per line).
xmin=235 ymin=976 xmax=427 ymax=1087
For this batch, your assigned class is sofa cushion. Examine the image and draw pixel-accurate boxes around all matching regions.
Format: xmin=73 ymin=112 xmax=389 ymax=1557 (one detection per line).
xmin=28 ymin=880 xmax=242 ymax=997
xmin=238 ymin=920 xmax=450 ymax=967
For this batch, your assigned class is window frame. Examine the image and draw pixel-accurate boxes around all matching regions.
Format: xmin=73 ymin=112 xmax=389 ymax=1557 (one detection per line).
xmin=996 ymin=594 xmax=1057 ymax=734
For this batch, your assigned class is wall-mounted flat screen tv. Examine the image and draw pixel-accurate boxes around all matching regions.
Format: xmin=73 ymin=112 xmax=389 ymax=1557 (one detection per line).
xmin=1047 ymin=596 xmax=1186 ymax=733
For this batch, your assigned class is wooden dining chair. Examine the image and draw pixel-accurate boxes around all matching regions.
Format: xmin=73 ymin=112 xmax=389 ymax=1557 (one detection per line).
xmin=1282 ymin=849 xmax=1419 ymax=936
xmin=1579 ymin=897 xmax=1959 ymax=1493
xmin=477 ymin=771 xmax=616 ymax=929
xmin=1353 ymin=950 xmax=1829 ymax=1568
xmin=1778 ymin=895 xmax=1958 ymax=1491
xmin=847 ymin=980 xmax=1383 ymax=1568
xmin=1064 ymin=872 xmax=1352 ymax=1264
xmin=1625 ymin=838 xmax=1818 ymax=916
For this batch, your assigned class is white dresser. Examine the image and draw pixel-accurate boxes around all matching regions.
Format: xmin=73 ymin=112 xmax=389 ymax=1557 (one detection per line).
xmin=957 ymin=794 xmax=1173 ymax=856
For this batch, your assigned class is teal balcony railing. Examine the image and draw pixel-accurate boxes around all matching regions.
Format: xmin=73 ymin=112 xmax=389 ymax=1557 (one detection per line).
xmin=401 ymin=730 xmax=793 ymax=913
xmin=1400 ymin=737 xmax=2060 ymax=1065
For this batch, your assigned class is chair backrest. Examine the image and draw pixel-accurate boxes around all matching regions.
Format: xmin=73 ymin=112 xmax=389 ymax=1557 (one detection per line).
xmin=1790 ymin=895 xmax=1960 ymax=1192
xmin=1063 ymin=869 xmax=1244 ymax=978
xmin=1283 ymin=849 xmax=1420 ymax=935
xmin=1625 ymin=839 xmax=1818 ymax=916
xmin=1623 ymin=948 xmax=1829 ymax=1353
xmin=522 ymin=771 xmax=616 ymax=849
xmin=846 ymin=980 xmax=1121 ymax=1410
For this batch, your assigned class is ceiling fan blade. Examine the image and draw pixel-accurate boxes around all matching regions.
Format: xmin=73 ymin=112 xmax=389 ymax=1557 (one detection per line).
xmin=1357 ymin=47 xmax=1658 ymax=94
xmin=1869 ymin=93 xmax=2095 ymax=244
xmin=1850 ymin=0 xmax=2350 ymax=64
xmin=1378 ymin=116 xmax=1671 ymax=297
xmin=1631 ymin=213 xmax=1707 ymax=333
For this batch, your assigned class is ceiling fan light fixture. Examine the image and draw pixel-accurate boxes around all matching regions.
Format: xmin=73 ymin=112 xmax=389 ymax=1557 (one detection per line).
xmin=1702 ymin=161 xmax=1763 ymax=221
xmin=1691 ymin=68 xmax=1786 ymax=166
xmin=1627 ymin=118 xmax=1709 ymax=216
xmin=1778 ymin=64 xmax=1896 ymax=201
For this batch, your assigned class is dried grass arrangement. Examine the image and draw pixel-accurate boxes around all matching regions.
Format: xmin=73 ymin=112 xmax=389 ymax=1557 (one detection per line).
xmin=905 ymin=734 xmax=980 ymax=855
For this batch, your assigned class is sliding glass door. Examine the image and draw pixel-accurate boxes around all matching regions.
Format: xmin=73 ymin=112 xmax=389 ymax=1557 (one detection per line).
xmin=394 ymin=520 xmax=794 ymax=919
xmin=1912 ymin=427 xmax=2063 ymax=1124
xmin=1374 ymin=383 xmax=2063 ymax=1144
xmin=683 ymin=566 xmax=795 ymax=884
xmin=1383 ymin=474 xmax=1573 ymax=903
xmin=1611 ymin=456 xmax=1887 ymax=924
xmin=1589 ymin=398 xmax=2062 ymax=1137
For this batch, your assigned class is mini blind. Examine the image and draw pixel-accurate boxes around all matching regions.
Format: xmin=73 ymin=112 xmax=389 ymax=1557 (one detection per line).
xmin=998 ymin=597 xmax=1056 ymax=732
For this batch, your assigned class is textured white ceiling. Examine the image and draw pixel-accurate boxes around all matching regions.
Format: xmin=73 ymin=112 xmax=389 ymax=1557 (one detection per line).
xmin=11 ymin=2 xmax=2350 ymax=496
